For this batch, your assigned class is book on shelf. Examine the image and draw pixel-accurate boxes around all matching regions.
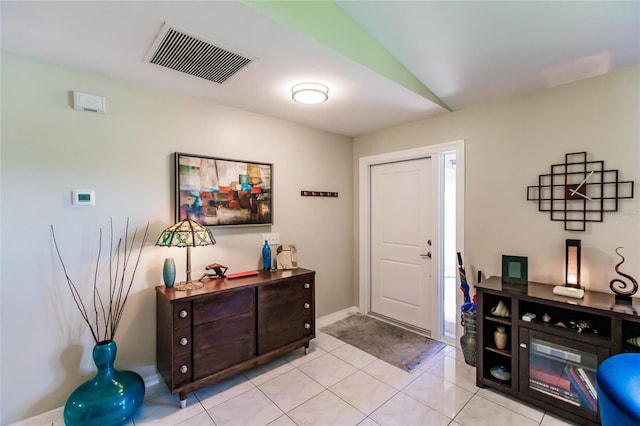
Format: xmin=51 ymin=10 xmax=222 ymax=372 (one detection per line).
xmin=530 ymin=382 xmax=581 ymax=406
xmin=530 ymin=356 xmax=572 ymax=391
xmin=564 ymin=365 xmax=598 ymax=411
xmin=529 ymin=378 xmax=580 ymax=404
xmin=576 ymin=367 xmax=598 ymax=401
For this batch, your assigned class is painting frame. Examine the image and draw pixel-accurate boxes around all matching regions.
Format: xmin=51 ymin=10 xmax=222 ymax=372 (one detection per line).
xmin=174 ymin=152 xmax=273 ymax=227
xmin=501 ymin=255 xmax=528 ymax=285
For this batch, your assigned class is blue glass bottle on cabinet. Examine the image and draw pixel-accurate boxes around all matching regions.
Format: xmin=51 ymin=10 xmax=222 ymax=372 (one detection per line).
xmin=262 ymin=240 xmax=271 ymax=270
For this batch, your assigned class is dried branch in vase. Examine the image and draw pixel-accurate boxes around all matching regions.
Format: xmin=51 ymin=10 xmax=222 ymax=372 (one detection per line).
xmin=51 ymin=218 xmax=150 ymax=343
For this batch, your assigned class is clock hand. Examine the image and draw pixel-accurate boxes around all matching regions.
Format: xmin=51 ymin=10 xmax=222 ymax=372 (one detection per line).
xmin=570 ymin=190 xmax=592 ymax=201
xmin=570 ymin=170 xmax=594 ymax=197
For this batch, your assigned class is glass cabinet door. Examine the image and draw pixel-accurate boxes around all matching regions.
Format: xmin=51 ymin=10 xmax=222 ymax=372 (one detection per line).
xmin=520 ymin=328 xmax=609 ymax=421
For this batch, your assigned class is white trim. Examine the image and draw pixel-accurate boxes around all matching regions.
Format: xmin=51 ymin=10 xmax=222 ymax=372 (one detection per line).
xmin=315 ymin=306 xmax=359 ymax=328
xmin=8 ymin=407 xmax=64 ymax=426
xmin=358 ymin=140 xmax=465 ymax=341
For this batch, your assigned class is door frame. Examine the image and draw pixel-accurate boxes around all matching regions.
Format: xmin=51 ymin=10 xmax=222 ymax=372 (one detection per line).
xmin=358 ymin=140 xmax=465 ymax=343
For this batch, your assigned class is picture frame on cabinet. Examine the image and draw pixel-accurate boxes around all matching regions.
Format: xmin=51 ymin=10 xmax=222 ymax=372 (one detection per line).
xmin=175 ymin=152 xmax=273 ymax=227
xmin=502 ymin=255 xmax=528 ymax=285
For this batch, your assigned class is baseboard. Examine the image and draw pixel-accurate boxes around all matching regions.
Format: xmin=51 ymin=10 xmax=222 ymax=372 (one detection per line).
xmin=8 ymin=406 xmax=64 ymax=426
xmin=316 ymin=306 xmax=359 ymax=328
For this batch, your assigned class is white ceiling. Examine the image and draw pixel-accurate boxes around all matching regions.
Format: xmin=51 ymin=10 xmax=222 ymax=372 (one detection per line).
xmin=2 ymin=1 xmax=638 ymax=137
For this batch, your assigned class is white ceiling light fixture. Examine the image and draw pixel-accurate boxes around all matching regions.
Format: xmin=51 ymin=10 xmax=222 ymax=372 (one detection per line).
xmin=291 ymin=82 xmax=329 ymax=104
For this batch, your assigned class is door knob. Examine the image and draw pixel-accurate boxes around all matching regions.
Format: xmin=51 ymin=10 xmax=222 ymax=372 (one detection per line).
xmin=420 ymin=252 xmax=432 ymax=258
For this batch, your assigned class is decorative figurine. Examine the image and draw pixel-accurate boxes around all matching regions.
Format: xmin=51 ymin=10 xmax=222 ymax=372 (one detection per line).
xmin=570 ymin=320 xmax=598 ymax=334
xmin=199 ymin=263 xmax=228 ymax=280
xmin=609 ymin=247 xmax=638 ymax=302
xmin=627 ymin=337 xmax=640 ymax=348
xmin=491 ymin=300 xmax=511 ymax=318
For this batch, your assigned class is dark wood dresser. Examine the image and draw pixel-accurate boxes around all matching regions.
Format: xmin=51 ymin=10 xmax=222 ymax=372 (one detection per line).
xmin=156 ymin=268 xmax=315 ymax=406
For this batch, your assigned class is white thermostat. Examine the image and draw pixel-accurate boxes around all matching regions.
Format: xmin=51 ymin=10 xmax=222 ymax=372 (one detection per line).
xmin=72 ymin=190 xmax=96 ymax=206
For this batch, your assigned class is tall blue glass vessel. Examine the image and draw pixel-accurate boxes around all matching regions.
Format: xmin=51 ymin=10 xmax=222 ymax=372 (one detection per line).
xmin=262 ymin=240 xmax=271 ymax=270
xmin=64 ymin=340 xmax=145 ymax=425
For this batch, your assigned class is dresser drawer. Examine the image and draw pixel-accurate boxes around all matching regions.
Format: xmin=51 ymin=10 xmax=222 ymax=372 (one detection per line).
xmin=172 ymin=328 xmax=192 ymax=357
xmin=172 ymin=300 xmax=192 ymax=329
xmin=194 ymin=288 xmax=254 ymax=325
xmin=257 ymin=277 xmax=313 ymax=310
xmin=258 ymin=298 xmax=312 ymax=323
xmin=172 ymin=354 xmax=192 ymax=386
xmin=194 ymin=311 xmax=255 ymax=353
xmin=194 ymin=338 xmax=256 ymax=380
xmin=259 ymin=318 xmax=314 ymax=354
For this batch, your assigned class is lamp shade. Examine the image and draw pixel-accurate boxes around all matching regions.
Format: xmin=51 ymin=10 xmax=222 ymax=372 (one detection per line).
xmin=156 ymin=218 xmax=215 ymax=248
xmin=156 ymin=218 xmax=215 ymax=291
xmin=565 ymin=239 xmax=581 ymax=288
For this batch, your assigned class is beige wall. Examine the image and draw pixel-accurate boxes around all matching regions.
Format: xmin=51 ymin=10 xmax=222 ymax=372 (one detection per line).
xmin=2 ymin=52 xmax=638 ymax=424
xmin=354 ymin=66 xmax=639 ymax=305
xmin=0 ymin=53 xmax=354 ymax=424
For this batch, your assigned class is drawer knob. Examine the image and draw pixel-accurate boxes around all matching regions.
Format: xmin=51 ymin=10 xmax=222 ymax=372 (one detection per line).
xmin=179 ymin=337 xmax=188 ymax=346
xmin=179 ymin=309 xmax=188 ymax=318
xmin=179 ymin=365 xmax=188 ymax=374
xmin=304 ymin=283 xmax=311 ymax=289
xmin=304 ymin=303 xmax=310 ymax=309
xmin=304 ymin=322 xmax=311 ymax=329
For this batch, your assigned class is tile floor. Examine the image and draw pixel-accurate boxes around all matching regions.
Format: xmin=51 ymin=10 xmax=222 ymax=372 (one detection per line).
xmin=48 ymin=331 xmax=579 ymax=426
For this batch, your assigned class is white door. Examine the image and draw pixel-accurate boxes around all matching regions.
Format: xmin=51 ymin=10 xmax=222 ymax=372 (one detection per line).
xmin=370 ymin=158 xmax=433 ymax=331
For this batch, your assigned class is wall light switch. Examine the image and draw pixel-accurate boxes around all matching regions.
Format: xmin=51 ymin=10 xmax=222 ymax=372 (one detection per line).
xmin=262 ymin=233 xmax=280 ymax=245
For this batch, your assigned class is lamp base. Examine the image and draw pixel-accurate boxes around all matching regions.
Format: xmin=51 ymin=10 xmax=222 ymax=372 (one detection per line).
xmin=174 ymin=281 xmax=204 ymax=291
xmin=553 ymin=285 xmax=585 ymax=299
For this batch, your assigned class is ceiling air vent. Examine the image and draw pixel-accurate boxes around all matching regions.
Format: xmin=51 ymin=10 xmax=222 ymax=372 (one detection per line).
xmin=146 ymin=24 xmax=253 ymax=84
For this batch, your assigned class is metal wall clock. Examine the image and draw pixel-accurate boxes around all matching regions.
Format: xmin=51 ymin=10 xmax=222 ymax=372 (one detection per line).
xmin=527 ymin=152 xmax=634 ymax=231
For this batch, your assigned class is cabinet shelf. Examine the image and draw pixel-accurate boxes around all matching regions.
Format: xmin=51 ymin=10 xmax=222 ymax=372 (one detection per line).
xmin=520 ymin=320 xmax=611 ymax=347
xmin=622 ymin=343 xmax=640 ymax=353
xmin=484 ymin=377 xmax=512 ymax=390
xmin=484 ymin=315 xmax=512 ymax=326
xmin=485 ymin=346 xmax=511 ymax=358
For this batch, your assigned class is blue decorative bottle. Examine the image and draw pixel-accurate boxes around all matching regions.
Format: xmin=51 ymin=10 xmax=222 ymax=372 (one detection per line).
xmin=262 ymin=240 xmax=271 ymax=270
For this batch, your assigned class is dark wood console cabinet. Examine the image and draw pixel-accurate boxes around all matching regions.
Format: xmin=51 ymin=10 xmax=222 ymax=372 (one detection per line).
xmin=156 ymin=268 xmax=315 ymax=406
xmin=477 ymin=277 xmax=640 ymax=425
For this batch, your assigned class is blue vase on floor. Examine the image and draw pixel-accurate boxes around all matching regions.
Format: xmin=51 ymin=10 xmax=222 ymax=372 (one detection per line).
xmin=64 ymin=340 xmax=145 ymax=426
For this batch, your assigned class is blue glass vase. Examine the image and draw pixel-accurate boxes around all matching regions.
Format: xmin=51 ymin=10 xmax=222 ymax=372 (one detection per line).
xmin=163 ymin=257 xmax=176 ymax=287
xmin=64 ymin=340 xmax=145 ymax=426
xmin=262 ymin=240 xmax=271 ymax=270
